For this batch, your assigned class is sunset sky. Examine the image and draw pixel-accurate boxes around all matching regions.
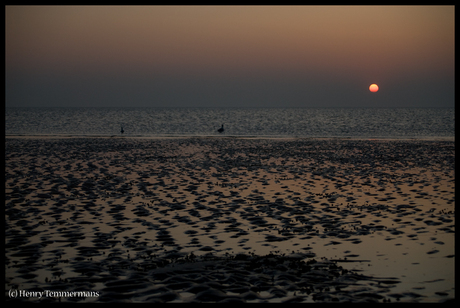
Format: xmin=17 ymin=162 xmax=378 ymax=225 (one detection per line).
xmin=5 ymin=5 xmax=454 ymax=108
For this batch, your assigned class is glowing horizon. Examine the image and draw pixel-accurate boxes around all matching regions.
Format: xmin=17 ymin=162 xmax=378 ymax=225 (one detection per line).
xmin=5 ymin=5 xmax=454 ymax=108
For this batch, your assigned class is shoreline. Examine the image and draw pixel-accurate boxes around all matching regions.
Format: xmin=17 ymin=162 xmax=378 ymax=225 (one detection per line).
xmin=5 ymin=134 xmax=455 ymax=142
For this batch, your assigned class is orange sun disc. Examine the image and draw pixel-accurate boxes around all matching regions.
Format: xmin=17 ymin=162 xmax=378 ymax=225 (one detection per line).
xmin=369 ymin=84 xmax=379 ymax=92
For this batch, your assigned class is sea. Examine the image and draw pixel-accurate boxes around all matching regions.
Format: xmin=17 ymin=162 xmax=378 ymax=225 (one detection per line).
xmin=5 ymin=107 xmax=455 ymax=140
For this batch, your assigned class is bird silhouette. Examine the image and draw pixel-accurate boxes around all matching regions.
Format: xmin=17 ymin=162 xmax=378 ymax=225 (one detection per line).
xmin=217 ymin=124 xmax=224 ymax=133
xmin=121 ymin=126 xmax=124 ymax=134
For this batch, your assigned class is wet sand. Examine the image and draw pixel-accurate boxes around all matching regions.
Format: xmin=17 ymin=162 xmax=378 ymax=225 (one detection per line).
xmin=5 ymin=137 xmax=455 ymax=302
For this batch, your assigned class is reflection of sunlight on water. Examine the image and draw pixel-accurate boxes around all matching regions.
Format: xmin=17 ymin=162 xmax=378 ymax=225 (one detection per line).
xmin=155 ymin=161 xmax=455 ymax=301
xmin=175 ymin=160 xmax=455 ymax=301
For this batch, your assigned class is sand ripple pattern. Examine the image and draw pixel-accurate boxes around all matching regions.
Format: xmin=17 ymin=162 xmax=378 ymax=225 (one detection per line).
xmin=5 ymin=138 xmax=455 ymax=302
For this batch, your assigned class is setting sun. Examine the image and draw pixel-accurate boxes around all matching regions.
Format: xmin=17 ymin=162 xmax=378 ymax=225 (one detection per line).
xmin=369 ymin=84 xmax=379 ymax=92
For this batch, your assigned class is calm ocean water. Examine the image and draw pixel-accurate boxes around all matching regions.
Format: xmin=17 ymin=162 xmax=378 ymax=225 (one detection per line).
xmin=5 ymin=107 xmax=455 ymax=139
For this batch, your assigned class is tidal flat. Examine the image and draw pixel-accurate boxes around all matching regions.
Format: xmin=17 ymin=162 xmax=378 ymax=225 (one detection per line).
xmin=5 ymin=137 xmax=455 ymax=302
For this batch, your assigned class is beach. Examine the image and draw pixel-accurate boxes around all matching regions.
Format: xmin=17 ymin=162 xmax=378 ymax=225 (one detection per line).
xmin=5 ymin=136 xmax=455 ymax=302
